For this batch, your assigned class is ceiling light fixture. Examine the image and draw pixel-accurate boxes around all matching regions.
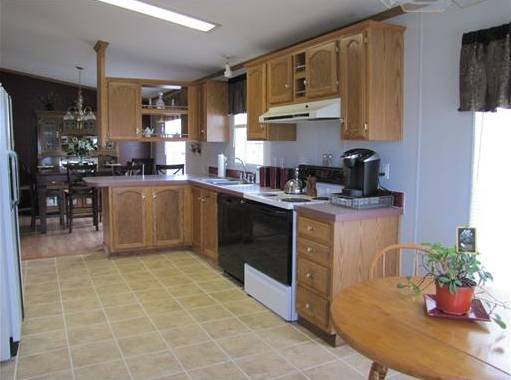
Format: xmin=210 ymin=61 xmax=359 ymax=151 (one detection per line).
xmin=380 ymin=0 xmax=486 ymax=12
xmin=95 ymin=0 xmax=216 ymax=32
xmin=63 ymin=66 xmax=96 ymax=125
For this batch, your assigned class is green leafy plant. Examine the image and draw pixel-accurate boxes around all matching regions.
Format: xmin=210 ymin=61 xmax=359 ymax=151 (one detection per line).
xmin=397 ymin=243 xmax=508 ymax=329
xmin=66 ymin=137 xmax=97 ymax=158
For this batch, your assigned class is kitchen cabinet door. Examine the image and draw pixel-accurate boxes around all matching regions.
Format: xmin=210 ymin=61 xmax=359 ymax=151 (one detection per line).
xmin=339 ymin=32 xmax=368 ymax=140
xmin=107 ymin=80 xmax=141 ymax=140
xmin=267 ymin=55 xmax=293 ymax=105
xmin=111 ymin=187 xmax=151 ymax=250
xmin=152 ymin=186 xmax=184 ymax=247
xmin=191 ymin=186 xmax=203 ymax=250
xmin=247 ymin=64 xmax=268 ymax=140
xmin=202 ymin=189 xmax=218 ymax=260
xmin=36 ymin=112 xmax=63 ymax=157
xmin=305 ymin=41 xmax=339 ymax=99
xmin=187 ymin=84 xmax=201 ymax=140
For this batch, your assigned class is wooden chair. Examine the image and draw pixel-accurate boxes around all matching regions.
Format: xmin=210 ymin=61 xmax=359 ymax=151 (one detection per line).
xmin=131 ymin=158 xmax=154 ymax=174
xmin=65 ymin=163 xmax=98 ymax=233
xmin=19 ymin=163 xmax=37 ymax=231
xmin=155 ymin=164 xmax=185 ymax=175
xmin=369 ymin=243 xmax=431 ymax=280
xmin=367 ymin=243 xmax=431 ymax=380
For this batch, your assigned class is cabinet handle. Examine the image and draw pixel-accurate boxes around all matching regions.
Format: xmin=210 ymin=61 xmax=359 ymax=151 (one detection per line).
xmin=142 ymin=194 xmax=146 ymax=200
xmin=240 ymin=200 xmax=246 ymax=204
xmin=284 ymin=83 xmax=289 ymax=89
xmin=153 ymin=193 xmax=157 ymax=199
xmin=364 ymin=123 xmax=368 ymax=132
xmin=305 ymin=303 xmax=311 ymax=310
xmin=306 ymin=272 xmax=313 ymax=279
xmin=306 ymin=247 xmax=312 ymax=253
xmin=303 ymin=80 xmax=307 ymax=86
xmin=307 ymin=225 xmax=313 ymax=232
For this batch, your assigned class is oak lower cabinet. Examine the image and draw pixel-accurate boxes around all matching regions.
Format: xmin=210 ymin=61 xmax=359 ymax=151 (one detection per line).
xmin=191 ymin=186 xmax=218 ymax=262
xmin=339 ymin=23 xmax=404 ymax=141
xmin=246 ymin=63 xmax=296 ymax=141
xmin=104 ymin=185 xmax=191 ymax=254
xmin=188 ymin=81 xmax=228 ymax=142
xmin=295 ymin=212 xmax=400 ymax=343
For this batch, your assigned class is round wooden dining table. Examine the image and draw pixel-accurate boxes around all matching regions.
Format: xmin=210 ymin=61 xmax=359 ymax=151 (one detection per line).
xmin=331 ymin=277 xmax=511 ymax=380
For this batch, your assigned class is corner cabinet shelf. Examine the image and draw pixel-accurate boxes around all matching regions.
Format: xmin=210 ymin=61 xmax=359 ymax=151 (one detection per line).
xmin=105 ymin=78 xmax=192 ymax=142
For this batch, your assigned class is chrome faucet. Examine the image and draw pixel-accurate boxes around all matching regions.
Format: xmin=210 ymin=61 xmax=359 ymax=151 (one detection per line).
xmin=226 ymin=157 xmax=251 ymax=184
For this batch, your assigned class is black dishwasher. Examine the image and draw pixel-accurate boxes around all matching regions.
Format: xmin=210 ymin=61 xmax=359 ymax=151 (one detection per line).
xmin=218 ymin=193 xmax=293 ymax=285
xmin=218 ymin=194 xmax=247 ymax=282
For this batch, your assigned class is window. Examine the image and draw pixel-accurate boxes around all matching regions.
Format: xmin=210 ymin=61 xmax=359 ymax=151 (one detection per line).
xmin=164 ymin=118 xmax=186 ymax=166
xmin=470 ymin=109 xmax=511 ymax=291
xmin=233 ymin=113 xmax=264 ymax=166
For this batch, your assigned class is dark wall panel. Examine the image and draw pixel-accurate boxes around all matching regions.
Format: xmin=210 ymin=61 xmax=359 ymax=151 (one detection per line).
xmin=0 ymin=70 xmax=97 ymax=175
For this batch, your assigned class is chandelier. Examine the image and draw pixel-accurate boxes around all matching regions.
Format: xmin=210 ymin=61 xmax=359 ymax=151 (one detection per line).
xmin=63 ymin=66 xmax=96 ymax=124
xmin=380 ymin=0 xmax=486 ymax=12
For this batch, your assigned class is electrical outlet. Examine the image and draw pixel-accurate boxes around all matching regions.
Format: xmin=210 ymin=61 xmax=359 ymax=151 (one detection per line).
xmin=382 ymin=163 xmax=390 ymax=180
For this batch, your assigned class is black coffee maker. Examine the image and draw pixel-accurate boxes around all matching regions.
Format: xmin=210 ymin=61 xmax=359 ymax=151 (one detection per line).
xmin=340 ymin=149 xmax=380 ymax=197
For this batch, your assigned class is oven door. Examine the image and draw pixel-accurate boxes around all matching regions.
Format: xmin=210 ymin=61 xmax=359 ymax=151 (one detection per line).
xmin=243 ymin=201 xmax=293 ymax=286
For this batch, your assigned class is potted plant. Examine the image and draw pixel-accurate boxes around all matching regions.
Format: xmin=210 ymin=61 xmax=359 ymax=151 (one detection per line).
xmin=398 ymin=243 xmax=507 ymax=328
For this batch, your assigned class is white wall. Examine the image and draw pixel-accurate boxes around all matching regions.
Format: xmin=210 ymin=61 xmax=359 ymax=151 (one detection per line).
xmin=186 ymin=0 xmax=511 ymax=246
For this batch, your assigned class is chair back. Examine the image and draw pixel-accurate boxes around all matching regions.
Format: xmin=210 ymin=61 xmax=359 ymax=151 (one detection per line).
xmin=369 ymin=243 xmax=431 ymax=280
xmin=131 ymin=158 xmax=154 ymax=175
xmin=156 ymin=164 xmax=185 ymax=175
xmin=66 ymin=163 xmax=97 ymax=192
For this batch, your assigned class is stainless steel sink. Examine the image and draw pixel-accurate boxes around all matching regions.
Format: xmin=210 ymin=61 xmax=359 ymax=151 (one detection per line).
xmin=202 ymin=178 xmax=242 ymax=186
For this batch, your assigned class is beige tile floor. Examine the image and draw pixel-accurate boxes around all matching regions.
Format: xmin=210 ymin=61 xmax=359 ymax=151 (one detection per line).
xmin=1 ymin=250 xmax=417 ymax=380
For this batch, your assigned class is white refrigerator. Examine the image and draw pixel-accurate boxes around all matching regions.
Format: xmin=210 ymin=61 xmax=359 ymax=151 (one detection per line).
xmin=0 ymin=84 xmax=23 ymax=361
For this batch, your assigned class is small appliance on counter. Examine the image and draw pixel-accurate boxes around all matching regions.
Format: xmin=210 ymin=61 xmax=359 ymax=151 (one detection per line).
xmin=340 ymin=148 xmax=380 ymax=197
xmin=330 ymin=148 xmax=394 ymax=209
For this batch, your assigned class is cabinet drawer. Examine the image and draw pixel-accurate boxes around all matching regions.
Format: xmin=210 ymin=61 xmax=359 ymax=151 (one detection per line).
xmin=297 ymin=258 xmax=330 ymax=297
xmin=297 ymin=238 xmax=331 ymax=266
xmin=296 ymin=285 xmax=330 ymax=330
xmin=298 ymin=216 xmax=331 ymax=245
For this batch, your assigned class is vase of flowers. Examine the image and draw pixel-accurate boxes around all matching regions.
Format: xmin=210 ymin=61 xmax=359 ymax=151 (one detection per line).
xmin=67 ymin=137 xmax=97 ymax=162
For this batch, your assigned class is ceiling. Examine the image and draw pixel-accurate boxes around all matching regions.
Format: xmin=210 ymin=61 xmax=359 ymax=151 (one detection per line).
xmin=0 ymin=0 xmax=387 ymax=87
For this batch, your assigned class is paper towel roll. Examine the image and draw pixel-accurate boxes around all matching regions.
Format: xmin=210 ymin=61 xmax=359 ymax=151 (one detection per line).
xmin=217 ymin=154 xmax=226 ymax=178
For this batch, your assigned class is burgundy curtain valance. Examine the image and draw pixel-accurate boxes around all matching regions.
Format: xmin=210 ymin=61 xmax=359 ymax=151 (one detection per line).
xmin=459 ymin=23 xmax=511 ymax=112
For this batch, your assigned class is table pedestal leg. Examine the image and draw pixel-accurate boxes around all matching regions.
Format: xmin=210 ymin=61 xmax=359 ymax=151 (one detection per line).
xmin=368 ymin=362 xmax=387 ymax=380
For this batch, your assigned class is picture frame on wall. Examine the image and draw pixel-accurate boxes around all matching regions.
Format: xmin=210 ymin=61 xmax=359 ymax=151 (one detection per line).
xmin=456 ymin=226 xmax=477 ymax=253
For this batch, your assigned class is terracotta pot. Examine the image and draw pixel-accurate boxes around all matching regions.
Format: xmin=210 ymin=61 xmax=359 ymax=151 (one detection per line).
xmin=435 ymin=282 xmax=474 ymax=315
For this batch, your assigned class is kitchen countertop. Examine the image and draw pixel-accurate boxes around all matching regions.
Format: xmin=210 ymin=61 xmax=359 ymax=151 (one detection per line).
xmin=295 ymin=202 xmax=403 ymax=222
xmin=85 ymin=174 xmax=403 ymax=221
xmin=84 ymin=174 xmax=270 ymax=196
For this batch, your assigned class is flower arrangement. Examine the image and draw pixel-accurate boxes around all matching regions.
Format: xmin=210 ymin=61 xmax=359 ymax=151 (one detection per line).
xmin=66 ymin=137 xmax=97 ymax=160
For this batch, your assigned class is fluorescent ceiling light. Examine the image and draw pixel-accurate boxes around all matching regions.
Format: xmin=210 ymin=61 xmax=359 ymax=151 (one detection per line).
xmin=95 ymin=0 xmax=216 ymax=32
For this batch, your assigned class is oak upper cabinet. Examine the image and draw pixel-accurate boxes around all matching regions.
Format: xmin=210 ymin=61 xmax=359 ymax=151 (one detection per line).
xmin=246 ymin=64 xmax=297 ymax=141
xmin=305 ymin=41 xmax=339 ymax=99
xmin=152 ymin=186 xmax=185 ymax=247
xmin=191 ymin=186 xmax=218 ymax=261
xmin=267 ymin=55 xmax=293 ymax=105
xmin=111 ymin=187 xmax=151 ymax=251
xmin=339 ymin=23 xmax=404 ymax=141
xmin=188 ymin=81 xmax=228 ymax=142
xmin=107 ymin=80 xmax=141 ymax=140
